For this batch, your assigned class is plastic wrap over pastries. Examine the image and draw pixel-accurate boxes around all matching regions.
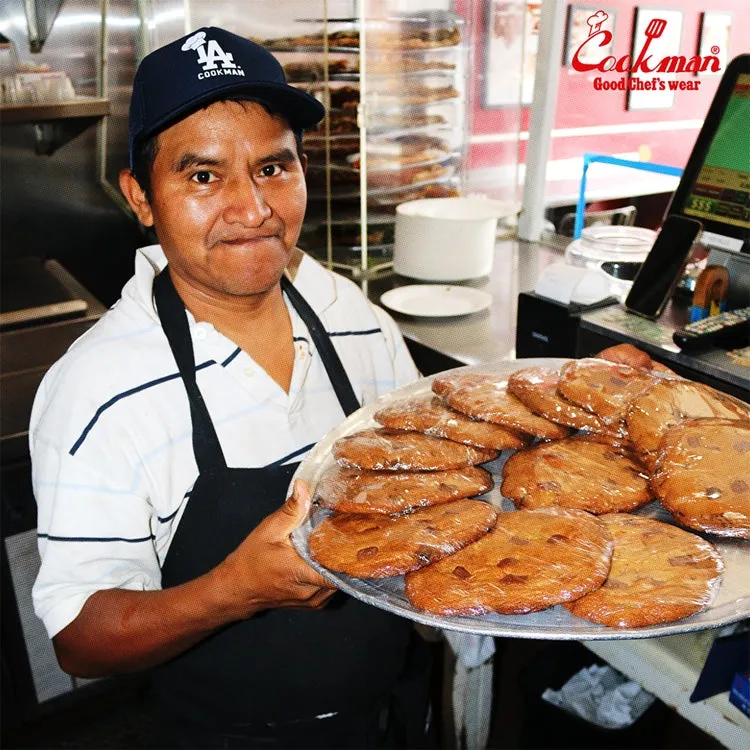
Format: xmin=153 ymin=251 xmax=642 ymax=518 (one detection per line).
xmin=501 ymin=435 xmax=651 ymax=514
xmin=651 ymin=418 xmax=750 ymax=538
xmin=308 ymin=499 xmax=497 ymax=578
xmin=565 ymin=514 xmax=724 ymax=627
xmin=314 ymin=465 xmax=493 ymax=514
xmin=333 ymin=428 xmax=497 ymax=471
xmin=404 ymin=507 xmax=613 ymax=616
xmin=374 ymin=395 xmax=531 ymax=450
xmin=626 ymin=380 xmax=750 ymax=470
xmin=557 ymin=358 xmax=665 ymax=426
xmin=508 ymin=366 xmax=609 ymax=433
xmin=303 ymin=354 xmax=747 ymax=631
xmin=431 ymin=372 xmax=571 ymax=440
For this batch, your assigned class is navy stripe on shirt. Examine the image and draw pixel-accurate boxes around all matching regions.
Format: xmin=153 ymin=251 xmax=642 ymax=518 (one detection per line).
xmin=157 ymin=506 xmax=182 ymax=524
xmin=157 ymin=489 xmax=190 ymax=523
xmin=221 ymin=348 xmax=241 ymax=366
xmin=69 ymin=360 xmax=217 ymax=456
xmin=38 ymin=532 xmax=155 ymax=543
xmin=328 ymin=328 xmax=382 ymax=337
xmin=265 ymin=441 xmax=316 ymax=468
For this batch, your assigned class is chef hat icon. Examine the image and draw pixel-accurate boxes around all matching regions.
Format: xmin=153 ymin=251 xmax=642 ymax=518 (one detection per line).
xmin=586 ymin=10 xmax=609 ymax=35
xmin=181 ymin=31 xmax=206 ymax=51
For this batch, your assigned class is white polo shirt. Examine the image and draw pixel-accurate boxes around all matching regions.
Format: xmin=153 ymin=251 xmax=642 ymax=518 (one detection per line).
xmin=30 ymin=245 xmax=419 ymax=638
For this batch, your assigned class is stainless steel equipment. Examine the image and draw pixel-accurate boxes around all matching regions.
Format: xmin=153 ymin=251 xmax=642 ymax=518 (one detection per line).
xmin=1 ymin=260 xmax=106 ymax=729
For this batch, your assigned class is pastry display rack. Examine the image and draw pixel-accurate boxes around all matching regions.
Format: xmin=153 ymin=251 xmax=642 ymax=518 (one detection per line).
xmin=258 ymin=3 xmax=473 ymax=284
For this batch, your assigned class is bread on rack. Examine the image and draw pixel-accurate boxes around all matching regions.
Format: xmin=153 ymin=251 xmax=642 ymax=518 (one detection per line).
xmin=259 ymin=24 xmax=461 ymax=51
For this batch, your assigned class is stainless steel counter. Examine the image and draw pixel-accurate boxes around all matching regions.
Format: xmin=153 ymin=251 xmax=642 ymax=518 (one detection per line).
xmin=369 ymin=239 xmax=563 ymax=367
xmin=0 ymin=261 xmax=106 ymax=464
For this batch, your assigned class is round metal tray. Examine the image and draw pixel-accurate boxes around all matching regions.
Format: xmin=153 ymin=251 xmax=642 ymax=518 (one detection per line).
xmin=290 ymin=358 xmax=750 ymax=639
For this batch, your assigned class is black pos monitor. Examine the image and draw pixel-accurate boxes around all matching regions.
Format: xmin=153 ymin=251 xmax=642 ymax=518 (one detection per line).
xmin=668 ymin=53 xmax=750 ymax=260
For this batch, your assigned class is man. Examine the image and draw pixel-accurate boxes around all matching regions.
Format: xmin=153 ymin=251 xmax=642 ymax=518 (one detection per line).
xmin=30 ymin=27 xmax=429 ymax=749
xmin=31 ymin=24 xmax=657 ymax=749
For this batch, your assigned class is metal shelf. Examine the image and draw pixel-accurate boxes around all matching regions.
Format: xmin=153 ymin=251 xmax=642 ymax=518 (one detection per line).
xmin=0 ymin=97 xmax=110 ymax=155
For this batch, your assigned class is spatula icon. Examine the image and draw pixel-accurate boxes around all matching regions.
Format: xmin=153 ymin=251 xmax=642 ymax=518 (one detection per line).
xmin=644 ymin=17 xmax=667 ymax=40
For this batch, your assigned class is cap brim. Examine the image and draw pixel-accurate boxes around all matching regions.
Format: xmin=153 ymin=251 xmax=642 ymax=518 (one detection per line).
xmin=135 ymin=79 xmax=325 ymax=151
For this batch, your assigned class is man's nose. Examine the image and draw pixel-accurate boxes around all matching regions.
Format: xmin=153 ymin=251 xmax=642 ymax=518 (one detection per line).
xmin=223 ymin=176 xmax=273 ymax=225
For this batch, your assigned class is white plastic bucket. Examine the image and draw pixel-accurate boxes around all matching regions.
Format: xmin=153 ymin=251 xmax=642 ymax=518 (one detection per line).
xmin=393 ymin=197 xmax=519 ymax=281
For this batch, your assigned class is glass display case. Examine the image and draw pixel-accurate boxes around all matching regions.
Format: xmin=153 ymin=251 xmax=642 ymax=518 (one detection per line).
xmin=168 ymin=0 xmax=476 ymax=283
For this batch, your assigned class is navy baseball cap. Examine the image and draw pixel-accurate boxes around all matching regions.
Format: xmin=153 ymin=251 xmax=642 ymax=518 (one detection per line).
xmin=128 ymin=27 xmax=325 ymax=167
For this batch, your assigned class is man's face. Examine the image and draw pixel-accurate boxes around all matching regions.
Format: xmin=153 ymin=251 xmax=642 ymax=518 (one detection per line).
xmin=132 ymin=100 xmax=307 ymax=299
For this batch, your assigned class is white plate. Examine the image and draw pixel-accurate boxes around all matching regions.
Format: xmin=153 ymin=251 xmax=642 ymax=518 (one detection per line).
xmin=290 ymin=358 xmax=750 ymax=640
xmin=380 ymin=284 xmax=492 ymax=317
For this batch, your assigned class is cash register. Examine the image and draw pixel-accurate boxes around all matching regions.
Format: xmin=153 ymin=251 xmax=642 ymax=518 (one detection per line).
xmin=517 ymin=53 xmax=750 ymax=401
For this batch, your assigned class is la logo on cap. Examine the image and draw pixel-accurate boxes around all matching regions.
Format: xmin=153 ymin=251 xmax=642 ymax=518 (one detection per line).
xmin=181 ymin=31 xmax=245 ymax=79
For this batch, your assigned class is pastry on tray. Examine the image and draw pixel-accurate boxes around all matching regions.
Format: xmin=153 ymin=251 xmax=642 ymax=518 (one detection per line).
xmin=333 ymin=427 xmax=497 ymax=471
xmin=367 ymin=57 xmax=456 ymax=75
xmin=651 ymin=418 xmax=750 ymax=538
xmin=369 ymin=25 xmax=461 ymax=49
xmin=314 ymin=464 xmax=493 ymax=514
xmin=431 ymin=372 xmax=571 ymax=440
xmin=508 ymin=366 xmax=608 ymax=433
xmin=283 ymin=59 xmax=355 ymax=81
xmin=501 ymin=435 xmax=652 ymax=514
xmin=565 ymin=513 xmax=724 ymax=627
xmin=404 ymin=508 xmax=613 ymax=616
xmin=308 ymin=498 xmax=497 ymax=578
xmin=626 ymin=380 xmax=750 ymax=470
xmin=374 ymin=395 xmax=531 ymax=450
xmin=261 ymin=25 xmax=461 ymax=51
xmin=557 ymin=358 xmax=661 ymax=425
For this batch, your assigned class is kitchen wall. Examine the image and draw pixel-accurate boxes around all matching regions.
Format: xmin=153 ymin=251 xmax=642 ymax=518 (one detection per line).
xmin=1 ymin=0 xmax=149 ymax=306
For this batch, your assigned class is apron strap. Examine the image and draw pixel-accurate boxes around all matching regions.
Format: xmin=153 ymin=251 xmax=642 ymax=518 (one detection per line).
xmin=280 ymin=275 xmax=361 ymax=417
xmin=153 ymin=270 xmax=227 ymax=473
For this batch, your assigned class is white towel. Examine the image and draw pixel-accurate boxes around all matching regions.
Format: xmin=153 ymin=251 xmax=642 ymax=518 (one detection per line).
xmin=444 ymin=632 xmax=496 ymax=749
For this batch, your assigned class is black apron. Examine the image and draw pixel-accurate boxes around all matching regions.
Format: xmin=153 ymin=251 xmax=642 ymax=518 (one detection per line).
xmin=150 ymin=269 xmax=413 ymax=741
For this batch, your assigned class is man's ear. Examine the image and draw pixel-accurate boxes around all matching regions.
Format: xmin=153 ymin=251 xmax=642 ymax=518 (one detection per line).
xmin=299 ymin=152 xmax=308 ymax=175
xmin=119 ymin=169 xmax=155 ymax=227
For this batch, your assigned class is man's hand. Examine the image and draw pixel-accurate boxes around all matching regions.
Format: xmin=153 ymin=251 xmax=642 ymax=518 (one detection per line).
xmin=596 ymin=343 xmax=654 ymax=370
xmin=52 ymin=480 xmax=335 ymax=678
xmin=219 ymin=479 xmax=336 ymax=619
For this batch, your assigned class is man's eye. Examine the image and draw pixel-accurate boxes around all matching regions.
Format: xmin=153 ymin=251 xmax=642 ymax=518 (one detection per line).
xmin=191 ymin=170 xmax=216 ymax=184
xmin=260 ymin=164 xmax=282 ymax=177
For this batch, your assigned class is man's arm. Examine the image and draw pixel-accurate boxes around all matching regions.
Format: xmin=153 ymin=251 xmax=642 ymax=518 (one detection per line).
xmin=596 ymin=343 xmax=655 ymax=370
xmin=52 ymin=481 xmax=334 ymax=678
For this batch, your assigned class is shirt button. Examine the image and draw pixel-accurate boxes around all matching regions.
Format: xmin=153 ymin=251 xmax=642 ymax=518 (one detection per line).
xmin=244 ymin=367 xmax=254 ymax=377
xmin=193 ymin=327 xmax=207 ymax=340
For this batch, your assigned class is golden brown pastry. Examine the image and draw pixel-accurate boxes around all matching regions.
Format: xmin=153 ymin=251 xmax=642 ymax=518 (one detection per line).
xmin=431 ymin=372 xmax=570 ymax=440
xmin=501 ymin=435 xmax=651 ymax=514
xmin=626 ymin=380 xmax=750 ymax=470
xmin=333 ymin=428 xmax=497 ymax=471
xmin=651 ymin=418 xmax=750 ymax=538
xmin=565 ymin=514 xmax=724 ymax=627
xmin=557 ymin=358 xmax=660 ymax=425
xmin=508 ymin=366 xmax=608 ymax=433
xmin=314 ymin=464 xmax=493 ymax=514
xmin=404 ymin=508 xmax=613 ymax=615
xmin=308 ymin=499 xmax=497 ymax=578
xmin=374 ymin=395 xmax=531 ymax=450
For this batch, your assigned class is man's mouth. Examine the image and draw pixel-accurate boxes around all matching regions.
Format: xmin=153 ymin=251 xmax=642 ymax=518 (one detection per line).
xmin=216 ymin=234 xmax=278 ymax=247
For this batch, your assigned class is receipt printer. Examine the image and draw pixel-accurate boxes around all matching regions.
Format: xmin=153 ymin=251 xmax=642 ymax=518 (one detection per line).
xmin=515 ymin=292 xmax=585 ymax=358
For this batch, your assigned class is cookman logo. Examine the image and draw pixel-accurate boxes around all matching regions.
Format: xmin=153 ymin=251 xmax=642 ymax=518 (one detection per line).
xmin=181 ymin=31 xmax=246 ymax=80
xmin=572 ymin=11 xmax=720 ymax=91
